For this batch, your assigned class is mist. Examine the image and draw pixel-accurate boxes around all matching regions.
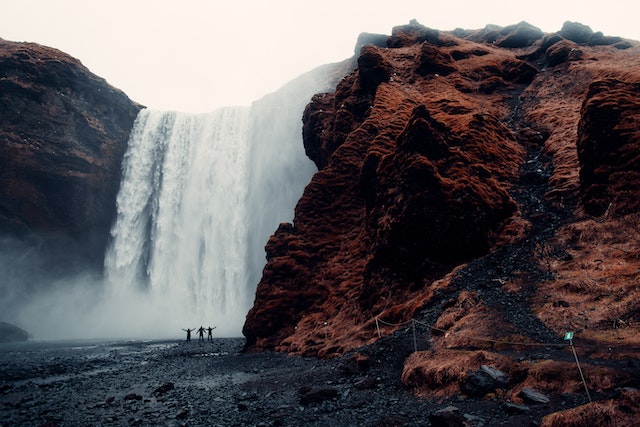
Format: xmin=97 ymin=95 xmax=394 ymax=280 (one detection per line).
xmin=1 ymin=60 xmax=349 ymax=342
xmin=0 ymin=238 xmax=244 ymax=340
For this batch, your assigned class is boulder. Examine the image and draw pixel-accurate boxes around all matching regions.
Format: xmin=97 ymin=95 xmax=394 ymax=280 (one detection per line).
xmin=519 ymin=388 xmax=550 ymax=404
xmin=299 ymin=386 xmax=339 ymax=405
xmin=153 ymin=382 xmax=174 ymax=396
xmin=429 ymin=406 xmax=466 ymax=427
xmin=559 ymin=21 xmax=594 ymax=44
xmin=461 ymin=365 xmax=509 ymax=397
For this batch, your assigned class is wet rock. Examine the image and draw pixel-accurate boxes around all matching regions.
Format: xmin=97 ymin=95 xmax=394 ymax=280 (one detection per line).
xmin=340 ymin=352 xmax=371 ymax=376
xmin=463 ymin=413 xmax=486 ymax=426
xmin=614 ymin=41 xmax=633 ymax=50
xmin=354 ymin=32 xmax=389 ymax=54
xmin=461 ymin=365 xmax=509 ymax=397
xmin=519 ymin=388 xmax=550 ymax=404
xmin=480 ymin=365 xmax=509 ymax=384
xmin=123 ymin=393 xmax=142 ymax=401
xmin=502 ymin=402 xmax=531 ymax=414
xmin=153 ymin=382 xmax=174 ymax=395
xmin=353 ymin=376 xmax=377 ymax=390
xmin=299 ymin=386 xmax=339 ymax=405
xmin=176 ymin=409 xmax=189 ymax=420
xmin=615 ymin=386 xmax=639 ymax=397
xmin=588 ymin=32 xmax=623 ymax=46
xmin=429 ymin=405 xmax=466 ymax=427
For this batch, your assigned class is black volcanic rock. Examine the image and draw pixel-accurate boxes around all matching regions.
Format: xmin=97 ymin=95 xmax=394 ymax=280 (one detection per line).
xmin=495 ymin=21 xmax=544 ymax=48
xmin=0 ymin=38 xmax=142 ymax=268
xmin=560 ymin=21 xmax=594 ymax=44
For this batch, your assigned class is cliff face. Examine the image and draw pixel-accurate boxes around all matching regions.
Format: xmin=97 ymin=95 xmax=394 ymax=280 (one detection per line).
xmin=0 ymin=38 xmax=142 ymax=268
xmin=244 ymin=19 xmax=640 ymax=364
xmin=244 ymin=21 xmax=640 ymax=422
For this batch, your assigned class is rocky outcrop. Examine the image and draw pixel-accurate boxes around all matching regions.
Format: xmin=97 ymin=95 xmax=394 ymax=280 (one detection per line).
xmin=577 ymin=79 xmax=640 ymax=216
xmin=244 ymin=17 xmax=640 ymax=378
xmin=245 ymin=21 xmax=536 ymax=355
xmin=0 ymin=38 xmax=142 ymax=268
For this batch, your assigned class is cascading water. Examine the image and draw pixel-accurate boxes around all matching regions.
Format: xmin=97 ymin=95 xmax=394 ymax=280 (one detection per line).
xmin=104 ymin=108 xmax=252 ymax=336
xmin=103 ymin=61 xmax=350 ymax=338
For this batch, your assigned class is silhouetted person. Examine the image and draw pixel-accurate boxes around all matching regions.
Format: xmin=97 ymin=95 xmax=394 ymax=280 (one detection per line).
xmin=182 ymin=328 xmax=195 ymax=342
xmin=197 ymin=326 xmax=206 ymax=342
xmin=207 ymin=326 xmax=216 ymax=341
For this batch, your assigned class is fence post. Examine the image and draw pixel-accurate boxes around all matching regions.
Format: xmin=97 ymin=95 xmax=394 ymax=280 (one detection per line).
xmin=565 ymin=332 xmax=592 ymax=403
xmin=412 ymin=319 xmax=417 ymax=353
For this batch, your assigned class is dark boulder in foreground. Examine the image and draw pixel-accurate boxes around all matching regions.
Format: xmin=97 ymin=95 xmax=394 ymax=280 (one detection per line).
xmin=0 ymin=321 xmax=29 ymax=342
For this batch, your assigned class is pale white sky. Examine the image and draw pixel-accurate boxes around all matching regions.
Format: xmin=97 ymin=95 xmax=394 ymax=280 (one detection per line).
xmin=1 ymin=0 xmax=638 ymax=113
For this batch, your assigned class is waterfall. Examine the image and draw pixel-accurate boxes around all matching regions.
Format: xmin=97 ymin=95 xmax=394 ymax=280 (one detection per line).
xmin=104 ymin=61 xmax=350 ymax=338
xmin=104 ymin=108 xmax=251 ymax=336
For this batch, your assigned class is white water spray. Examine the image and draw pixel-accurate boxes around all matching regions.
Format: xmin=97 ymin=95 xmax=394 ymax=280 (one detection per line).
xmin=104 ymin=108 xmax=252 ymax=336
xmin=102 ymin=61 xmax=350 ymax=338
xmin=1 ymin=60 xmax=349 ymax=340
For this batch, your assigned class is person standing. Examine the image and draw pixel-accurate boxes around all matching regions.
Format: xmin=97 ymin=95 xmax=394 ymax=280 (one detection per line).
xmin=206 ymin=326 xmax=216 ymax=341
xmin=197 ymin=326 xmax=206 ymax=342
xmin=182 ymin=328 xmax=195 ymax=342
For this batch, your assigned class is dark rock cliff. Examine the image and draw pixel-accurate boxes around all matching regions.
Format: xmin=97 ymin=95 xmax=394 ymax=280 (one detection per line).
xmin=244 ymin=20 xmax=640 ymax=423
xmin=0 ymin=38 xmax=142 ymax=270
xmin=244 ymin=17 xmax=640 ymax=364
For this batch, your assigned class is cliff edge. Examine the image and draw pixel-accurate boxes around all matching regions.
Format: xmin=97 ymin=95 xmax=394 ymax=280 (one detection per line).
xmin=244 ymin=21 xmax=640 ymax=424
xmin=0 ymin=37 xmax=142 ymax=270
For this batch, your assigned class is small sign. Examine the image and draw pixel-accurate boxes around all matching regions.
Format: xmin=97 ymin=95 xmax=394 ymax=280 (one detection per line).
xmin=564 ymin=331 xmax=574 ymax=340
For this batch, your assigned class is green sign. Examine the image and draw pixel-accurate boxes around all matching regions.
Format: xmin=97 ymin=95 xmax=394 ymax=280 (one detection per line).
xmin=564 ymin=331 xmax=574 ymax=340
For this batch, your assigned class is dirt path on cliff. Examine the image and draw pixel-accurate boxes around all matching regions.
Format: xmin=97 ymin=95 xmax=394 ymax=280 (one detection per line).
xmin=409 ymin=84 xmax=567 ymax=346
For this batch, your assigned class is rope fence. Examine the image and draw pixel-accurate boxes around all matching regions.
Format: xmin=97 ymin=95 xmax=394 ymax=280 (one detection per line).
xmin=371 ymin=316 xmax=629 ymax=404
xmin=373 ymin=316 xmax=636 ymax=353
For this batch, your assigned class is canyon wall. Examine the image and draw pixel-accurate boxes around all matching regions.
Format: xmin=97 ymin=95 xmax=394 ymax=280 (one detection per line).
xmin=243 ymin=21 xmax=640 ymax=363
xmin=0 ymin=38 xmax=141 ymax=270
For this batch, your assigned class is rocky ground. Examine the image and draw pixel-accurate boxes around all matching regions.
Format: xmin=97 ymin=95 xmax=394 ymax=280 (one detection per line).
xmin=0 ymin=335 xmax=616 ymax=427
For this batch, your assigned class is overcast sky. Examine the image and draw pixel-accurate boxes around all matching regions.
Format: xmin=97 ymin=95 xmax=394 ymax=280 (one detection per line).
xmin=2 ymin=0 xmax=638 ymax=113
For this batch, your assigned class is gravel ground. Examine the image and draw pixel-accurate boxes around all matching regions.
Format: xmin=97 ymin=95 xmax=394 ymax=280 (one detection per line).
xmin=0 ymin=335 xmax=584 ymax=426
